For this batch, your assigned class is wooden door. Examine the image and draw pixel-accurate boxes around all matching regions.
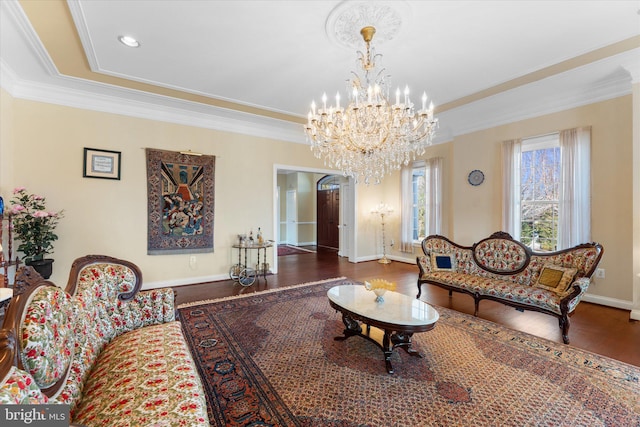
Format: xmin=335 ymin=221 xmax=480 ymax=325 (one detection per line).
xmin=317 ymin=188 xmax=339 ymax=249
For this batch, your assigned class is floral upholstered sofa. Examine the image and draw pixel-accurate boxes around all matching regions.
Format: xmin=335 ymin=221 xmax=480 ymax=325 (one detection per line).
xmin=0 ymin=255 xmax=208 ymax=426
xmin=417 ymin=232 xmax=603 ymax=344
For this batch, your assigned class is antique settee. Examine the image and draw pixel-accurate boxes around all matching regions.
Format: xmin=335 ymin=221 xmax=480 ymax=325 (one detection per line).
xmin=417 ymin=232 xmax=603 ymax=344
xmin=0 ymin=255 xmax=209 ymax=426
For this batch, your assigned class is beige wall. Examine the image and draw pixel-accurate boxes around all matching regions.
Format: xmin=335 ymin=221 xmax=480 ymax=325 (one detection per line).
xmin=454 ymin=96 xmax=633 ymax=302
xmin=0 ymin=89 xmax=14 ymax=200
xmin=377 ymin=95 xmax=633 ymax=303
xmin=277 ymin=173 xmax=287 ymax=242
xmin=0 ymin=91 xmax=334 ymax=288
xmin=1 ymin=88 xmax=634 ymax=305
xmin=277 ymin=171 xmax=320 ymax=245
xmin=294 ymin=172 xmax=317 ymax=245
xmin=364 ymin=141 xmax=454 ymax=262
xmin=632 ymin=81 xmax=640 ymax=319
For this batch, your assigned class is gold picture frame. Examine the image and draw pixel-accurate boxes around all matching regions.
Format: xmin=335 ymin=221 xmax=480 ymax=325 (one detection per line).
xmin=83 ymin=148 xmax=121 ymax=180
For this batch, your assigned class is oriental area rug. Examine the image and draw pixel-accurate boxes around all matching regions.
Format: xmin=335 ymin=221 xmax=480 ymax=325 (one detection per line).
xmin=178 ymin=278 xmax=640 ymax=427
xmin=277 ymin=245 xmax=316 ymax=256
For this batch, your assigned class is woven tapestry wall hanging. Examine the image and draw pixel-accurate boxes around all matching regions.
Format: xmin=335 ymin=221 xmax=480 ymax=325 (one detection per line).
xmin=146 ymin=148 xmax=215 ymax=255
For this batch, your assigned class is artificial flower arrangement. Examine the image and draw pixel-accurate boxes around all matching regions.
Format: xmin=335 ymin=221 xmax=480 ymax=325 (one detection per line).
xmin=9 ymin=187 xmax=64 ymax=263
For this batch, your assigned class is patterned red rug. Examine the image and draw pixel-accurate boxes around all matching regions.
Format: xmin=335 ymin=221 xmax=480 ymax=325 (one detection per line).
xmin=178 ymin=278 xmax=640 ymax=427
xmin=277 ymin=245 xmax=315 ymax=256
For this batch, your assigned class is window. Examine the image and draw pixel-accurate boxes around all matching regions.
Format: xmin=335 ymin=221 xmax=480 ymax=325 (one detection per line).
xmin=503 ymin=127 xmax=590 ymax=251
xmin=317 ymin=175 xmax=340 ymax=190
xmin=412 ymin=166 xmax=426 ymax=240
xmin=520 ymin=134 xmax=560 ymax=251
xmin=401 ymin=158 xmax=442 ymax=251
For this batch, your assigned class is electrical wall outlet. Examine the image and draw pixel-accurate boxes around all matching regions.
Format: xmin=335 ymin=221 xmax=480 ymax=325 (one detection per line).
xmin=189 ymin=255 xmax=197 ymax=270
xmin=390 ymin=239 xmax=394 ymax=247
xmin=595 ymin=268 xmax=605 ymax=279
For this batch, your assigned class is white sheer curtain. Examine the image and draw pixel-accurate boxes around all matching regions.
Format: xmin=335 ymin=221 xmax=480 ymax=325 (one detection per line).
xmin=425 ymin=157 xmax=443 ymax=236
xmin=502 ymin=139 xmax=522 ymax=240
xmin=399 ymin=158 xmax=442 ymax=253
xmin=558 ymin=126 xmax=591 ymax=247
xmin=400 ymin=164 xmax=414 ymax=252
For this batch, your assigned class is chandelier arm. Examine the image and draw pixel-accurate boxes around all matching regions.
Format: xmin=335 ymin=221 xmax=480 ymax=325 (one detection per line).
xmin=305 ymin=26 xmax=438 ymax=184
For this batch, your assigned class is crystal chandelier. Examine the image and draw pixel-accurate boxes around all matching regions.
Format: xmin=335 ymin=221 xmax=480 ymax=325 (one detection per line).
xmin=305 ymin=26 xmax=438 ymax=185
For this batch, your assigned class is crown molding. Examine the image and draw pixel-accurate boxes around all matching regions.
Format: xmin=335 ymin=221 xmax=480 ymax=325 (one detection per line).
xmin=3 ymin=53 xmax=631 ymax=145
xmin=66 ymin=0 xmax=98 ymax=72
xmin=1 ymin=60 xmax=306 ymax=144
xmin=1 ymin=0 xmax=305 ymax=144
xmin=436 ymin=49 xmax=637 ymax=138
xmin=2 ymin=0 xmax=58 ymax=76
xmin=1 ymin=0 xmax=637 ymax=146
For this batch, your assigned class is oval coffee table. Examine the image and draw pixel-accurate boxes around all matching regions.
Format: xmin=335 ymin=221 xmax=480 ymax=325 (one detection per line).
xmin=327 ymin=284 xmax=439 ymax=374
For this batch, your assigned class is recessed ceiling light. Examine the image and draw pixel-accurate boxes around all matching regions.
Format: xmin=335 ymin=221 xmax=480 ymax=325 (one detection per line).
xmin=118 ymin=35 xmax=140 ymax=48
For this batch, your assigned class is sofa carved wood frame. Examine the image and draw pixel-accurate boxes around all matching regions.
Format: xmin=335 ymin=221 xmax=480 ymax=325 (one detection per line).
xmin=0 ymin=255 xmax=154 ymax=398
xmin=416 ymin=232 xmax=604 ymax=344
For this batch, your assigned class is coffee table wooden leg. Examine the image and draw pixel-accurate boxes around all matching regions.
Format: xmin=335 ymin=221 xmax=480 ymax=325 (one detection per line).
xmin=383 ymin=331 xmax=394 ymax=374
xmin=391 ymin=332 xmax=423 ymax=358
xmin=335 ymin=314 xmax=361 ymax=340
xmin=333 ymin=315 xmax=423 ymax=374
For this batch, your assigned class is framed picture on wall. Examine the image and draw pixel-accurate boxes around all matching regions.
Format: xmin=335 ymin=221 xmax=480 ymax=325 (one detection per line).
xmin=83 ymin=148 xmax=121 ymax=180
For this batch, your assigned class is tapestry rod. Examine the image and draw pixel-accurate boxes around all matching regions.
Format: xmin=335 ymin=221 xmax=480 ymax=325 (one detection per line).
xmin=140 ymin=148 xmax=218 ymax=157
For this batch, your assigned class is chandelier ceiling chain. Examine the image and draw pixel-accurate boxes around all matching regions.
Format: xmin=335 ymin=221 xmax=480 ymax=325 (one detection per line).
xmin=305 ymin=26 xmax=438 ymax=185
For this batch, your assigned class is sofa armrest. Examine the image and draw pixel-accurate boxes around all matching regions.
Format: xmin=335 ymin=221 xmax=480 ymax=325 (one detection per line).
xmin=561 ymin=277 xmax=591 ymax=313
xmin=417 ymin=255 xmax=432 ymax=277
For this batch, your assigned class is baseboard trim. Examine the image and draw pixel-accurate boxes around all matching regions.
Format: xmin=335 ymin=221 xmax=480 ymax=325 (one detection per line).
xmin=355 ymin=254 xmax=416 ymax=264
xmin=581 ymin=293 xmax=634 ymax=311
xmin=142 ymin=273 xmax=228 ymax=290
xmin=630 ymin=309 xmax=640 ymax=321
xmin=355 ymin=255 xmax=379 ymax=263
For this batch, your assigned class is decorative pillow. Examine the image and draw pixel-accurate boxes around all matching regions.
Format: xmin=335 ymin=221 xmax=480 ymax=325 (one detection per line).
xmin=534 ymin=263 xmax=578 ymax=294
xmin=430 ymin=253 xmax=455 ymax=271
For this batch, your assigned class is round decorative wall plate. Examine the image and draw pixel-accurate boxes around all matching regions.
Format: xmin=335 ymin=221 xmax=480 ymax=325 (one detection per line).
xmin=468 ymin=170 xmax=485 ymax=186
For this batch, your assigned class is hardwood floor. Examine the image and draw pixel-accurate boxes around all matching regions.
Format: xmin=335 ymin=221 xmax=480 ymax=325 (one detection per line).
xmin=174 ymin=247 xmax=640 ymax=367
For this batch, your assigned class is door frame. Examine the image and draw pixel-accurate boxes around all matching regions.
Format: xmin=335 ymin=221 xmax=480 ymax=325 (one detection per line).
xmin=340 ymin=181 xmax=355 ymax=262
xmin=273 ymin=164 xmax=356 ymax=274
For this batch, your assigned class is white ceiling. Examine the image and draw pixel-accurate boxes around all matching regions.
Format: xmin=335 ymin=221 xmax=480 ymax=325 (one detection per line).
xmin=1 ymin=0 xmax=639 ymax=144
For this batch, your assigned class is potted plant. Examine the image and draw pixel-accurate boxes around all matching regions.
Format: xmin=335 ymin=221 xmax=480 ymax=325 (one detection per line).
xmin=9 ymin=187 xmax=64 ymax=279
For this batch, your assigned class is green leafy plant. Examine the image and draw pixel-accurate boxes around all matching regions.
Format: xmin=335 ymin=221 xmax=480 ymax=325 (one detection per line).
xmin=9 ymin=187 xmax=64 ymax=263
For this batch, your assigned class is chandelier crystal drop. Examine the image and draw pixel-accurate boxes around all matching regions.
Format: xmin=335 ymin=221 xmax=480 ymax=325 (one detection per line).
xmin=305 ymin=26 xmax=438 ymax=185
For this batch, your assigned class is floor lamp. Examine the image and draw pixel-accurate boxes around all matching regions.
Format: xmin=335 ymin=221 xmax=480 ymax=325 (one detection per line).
xmin=371 ymin=203 xmax=393 ymax=264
